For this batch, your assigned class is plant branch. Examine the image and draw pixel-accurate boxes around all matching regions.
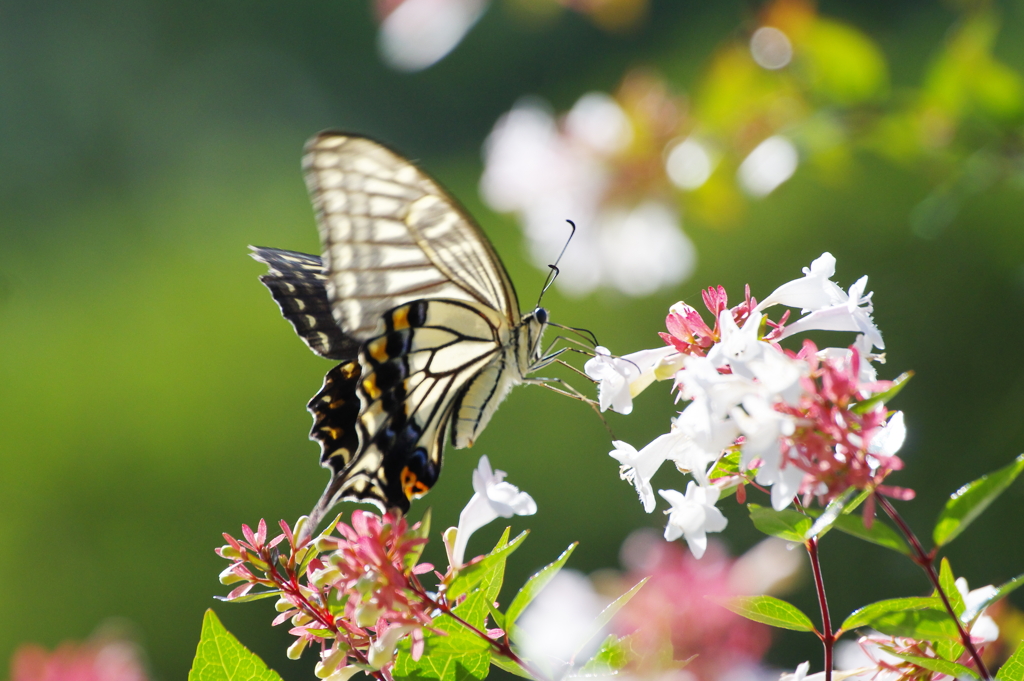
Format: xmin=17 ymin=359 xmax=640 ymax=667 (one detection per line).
xmin=805 ymin=536 xmax=834 ymax=681
xmin=874 ymin=492 xmax=992 ymax=680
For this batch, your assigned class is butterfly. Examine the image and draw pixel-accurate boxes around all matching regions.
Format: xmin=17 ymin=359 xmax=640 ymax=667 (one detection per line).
xmin=252 ymin=132 xmax=563 ymax=534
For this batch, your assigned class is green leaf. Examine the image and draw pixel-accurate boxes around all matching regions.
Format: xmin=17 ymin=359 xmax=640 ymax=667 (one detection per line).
xmin=488 ymin=602 xmax=506 ymax=631
xmin=747 ymin=504 xmax=812 ymax=542
xmin=490 ymin=653 xmax=532 ymax=679
xmin=829 ymin=514 xmax=910 ymax=556
xmin=841 ymin=597 xmax=959 ymax=640
xmin=188 ymin=610 xmax=284 ymax=681
xmin=935 ymin=639 xmax=965 ymax=664
xmin=805 ymin=488 xmax=857 ymax=540
xmin=886 ymin=650 xmax=977 ymax=679
xmin=395 ymin=590 xmax=494 ymax=681
xmin=717 ymin=595 xmax=817 ymax=632
xmin=840 ymin=597 xmax=944 ymax=632
xmin=842 ymin=488 xmax=873 ymax=515
xmin=505 ymin=543 xmax=577 ymax=631
xmin=574 ymin=634 xmax=633 ymax=677
xmin=709 ymin=450 xmax=742 ymax=479
xmin=850 ymin=372 xmax=913 ymax=414
xmin=570 ymin=578 xmax=648 ymax=663
xmin=403 ymin=508 xmax=432 ymax=572
xmin=998 ymin=639 xmax=1024 ymax=681
xmin=933 ymin=454 xmax=1024 ymax=546
xmin=215 ymin=590 xmax=282 ymax=604
xmin=447 ymin=529 xmax=527 ymax=602
xmin=963 ymin=571 xmax=1024 ymax=625
xmin=938 ymin=558 xmax=965 ymax=617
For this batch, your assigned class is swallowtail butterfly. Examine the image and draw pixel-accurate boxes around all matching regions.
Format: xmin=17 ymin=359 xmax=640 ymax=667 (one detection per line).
xmin=253 ymin=132 xmax=559 ymax=533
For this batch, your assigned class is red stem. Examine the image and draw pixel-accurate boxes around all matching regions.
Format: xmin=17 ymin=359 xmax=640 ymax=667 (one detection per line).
xmin=806 ymin=537 xmax=834 ymax=681
xmin=873 ymin=493 xmax=992 ymax=680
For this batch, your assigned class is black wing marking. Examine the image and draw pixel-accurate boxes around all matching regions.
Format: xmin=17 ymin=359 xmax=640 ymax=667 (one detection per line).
xmin=307 ymin=361 xmax=363 ymax=471
xmin=250 ymin=246 xmax=361 ymax=360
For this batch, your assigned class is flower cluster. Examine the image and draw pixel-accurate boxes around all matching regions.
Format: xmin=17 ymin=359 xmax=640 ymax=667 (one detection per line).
xmin=216 ymin=456 xmax=537 ymax=680
xmin=217 ymin=512 xmax=435 ymax=678
xmin=587 ymin=253 xmax=912 ymax=557
xmin=10 ymin=637 xmax=149 ymax=681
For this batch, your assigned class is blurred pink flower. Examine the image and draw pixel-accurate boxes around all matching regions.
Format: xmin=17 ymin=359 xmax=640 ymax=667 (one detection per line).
xmin=11 ymin=638 xmax=148 ymax=681
xmin=612 ymin=532 xmax=774 ymax=680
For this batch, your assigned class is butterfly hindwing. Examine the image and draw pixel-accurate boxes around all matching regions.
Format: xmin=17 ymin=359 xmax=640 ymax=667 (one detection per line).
xmin=250 ymin=247 xmax=360 ymax=360
xmin=313 ymin=298 xmax=508 ymax=515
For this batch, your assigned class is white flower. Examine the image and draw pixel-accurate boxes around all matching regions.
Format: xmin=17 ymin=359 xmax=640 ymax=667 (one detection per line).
xmin=675 ymin=354 xmax=758 ymax=417
xmin=779 ymin=275 xmax=884 ymax=350
xmin=779 ymin=661 xmax=828 ymax=681
xmin=756 ymin=253 xmax=846 ymax=313
xmin=451 ymin=456 xmax=537 ymax=566
xmin=747 ymin=344 xmax=806 ymax=406
xmin=672 ymin=398 xmax=740 ymax=481
xmin=956 ymin=577 xmax=1000 ymax=643
xmin=609 ymin=436 xmax=677 ymax=512
xmin=584 ymin=345 xmax=677 ymax=414
xmin=368 ymin=624 xmax=417 ymax=669
xmin=730 ymin=394 xmax=796 ymax=473
xmin=658 ymin=482 xmax=728 ymax=559
xmin=515 ymin=569 xmax=608 ymax=677
xmin=817 ymin=334 xmax=882 ymax=383
xmin=868 ymin=411 xmax=906 ymax=460
xmin=708 ymin=310 xmax=766 ymax=376
xmin=377 ymin=0 xmax=488 ymax=72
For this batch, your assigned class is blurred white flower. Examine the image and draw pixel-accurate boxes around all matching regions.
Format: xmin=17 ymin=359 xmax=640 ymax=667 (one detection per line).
xmin=666 ymin=137 xmax=715 ymax=190
xmin=817 ymin=334 xmax=882 ymax=383
xmin=750 ymin=27 xmax=793 ymax=70
xmin=659 ymin=482 xmax=728 ymax=558
xmin=779 ymin=661 xmax=828 ymax=681
xmin=516 ymin=569 xmax=608 ymax=676
xmin=956 ymin=577 xmax=1000 ymax=643
xmin=868 ymin=411 xmax=906 ymax=459
xmin=377 ymin=0 xmax=487 ymax=72
xmin=451 ymin=455 xmax=536 ymax=566
xmin=481 ymin=97 xmax=695 ymax=296
xmin=737 ymin=136 xmax=799 ymax=197
xmin=728 ymin=538 xmax=804 ymax=595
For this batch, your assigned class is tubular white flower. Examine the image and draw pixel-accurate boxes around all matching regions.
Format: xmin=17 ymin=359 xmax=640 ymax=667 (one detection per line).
xmin=610 ymin=436 xmax=678 ymax=512
xmin=377 ymin=0 xmax=488 ymax=72
xmin=755 ymin=252 xmax=846 ymax=313
xmin=707 ymin=310 xmax=765 ymax=376
xmin=779 ymin=276 xmax=884 ymax=350
xmin=368 ymin=624 xmax=418 ymax=669
xmin=956 ymin=577 xmax=1001 ymax=643
xmin=658 ymin=482 xmax=728 ymax=559
xmin=585 ymin=345 xmax=677 ymax=414
xmin=868 ymin=411 xmax=906 ymax=459
xmin=730 ymin=394 xmax=796 ymax=473
xmin=817 ymin=334 xmax=882 ymax=383
xmin=452 ymin=456 xmax=537 ymax=566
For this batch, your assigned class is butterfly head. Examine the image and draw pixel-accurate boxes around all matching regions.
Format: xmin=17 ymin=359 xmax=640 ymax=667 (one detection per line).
xmin=523 ymin=306 xmax=550 ymax=362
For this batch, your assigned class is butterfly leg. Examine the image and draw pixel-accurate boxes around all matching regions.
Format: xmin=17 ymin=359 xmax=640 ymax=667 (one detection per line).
xmin=524 ymin=376 xmax=615 ymax=439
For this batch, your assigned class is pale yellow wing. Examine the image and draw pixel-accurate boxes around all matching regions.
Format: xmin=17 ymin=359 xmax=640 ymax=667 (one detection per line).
xmin=303 ymin=132 xmax=520 ymax=340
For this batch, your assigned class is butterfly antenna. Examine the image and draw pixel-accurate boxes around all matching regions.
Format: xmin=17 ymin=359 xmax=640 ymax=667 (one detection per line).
xmin=536 ymin=220 xmax=577 ymax=309
xmin=548 ymin=321 xmax=599 ymax=348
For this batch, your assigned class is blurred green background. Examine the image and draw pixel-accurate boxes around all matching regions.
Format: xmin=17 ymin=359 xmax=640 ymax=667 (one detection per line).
xmin=3 ymin=0 xmax=1024 ymax=678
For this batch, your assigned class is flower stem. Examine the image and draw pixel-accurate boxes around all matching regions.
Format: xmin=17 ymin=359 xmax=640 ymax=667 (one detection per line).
xmin=874 ymin=492 xmax=992 ymax=680
xmin=805 ymin=536 xmax=834 ymax=681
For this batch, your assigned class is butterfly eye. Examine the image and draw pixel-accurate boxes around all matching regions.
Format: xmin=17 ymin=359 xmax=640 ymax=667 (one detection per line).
xmin=535 ymin=308 xmax=549 ymax=325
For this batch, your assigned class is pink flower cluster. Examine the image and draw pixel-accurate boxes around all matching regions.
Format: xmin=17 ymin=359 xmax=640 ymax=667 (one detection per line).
xmin=217 ymin=512 xmax=435 ymax=677
xmin=612 ymin=535 xmax=772 ymax=680
xmin=660 ymin=285 xmax=786 ymax=357
xmin=775 ymin=340 xmax=912 ymax=508
xmin=10 ymin=639 xmax=148 ymax=681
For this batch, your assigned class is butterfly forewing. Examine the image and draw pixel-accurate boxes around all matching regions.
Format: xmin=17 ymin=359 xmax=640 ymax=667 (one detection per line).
xmin=303 ymin=133 xmax=520 ymax=339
